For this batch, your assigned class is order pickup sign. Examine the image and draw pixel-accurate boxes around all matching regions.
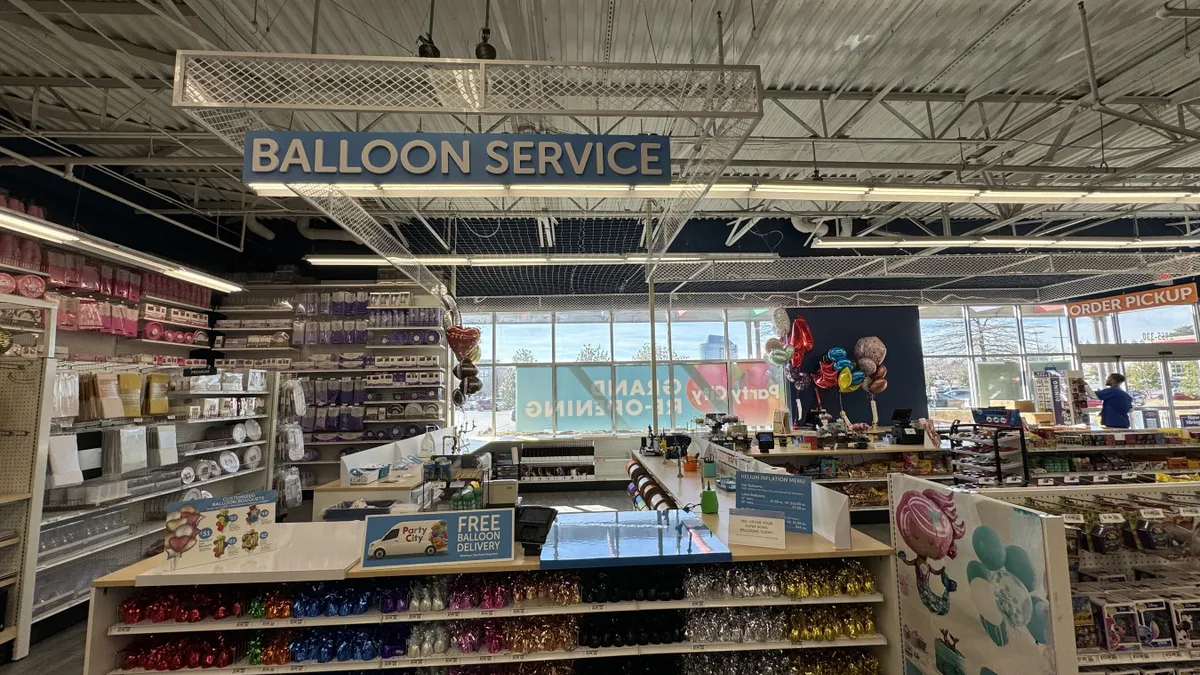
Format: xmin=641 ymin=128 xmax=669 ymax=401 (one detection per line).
xmin=361 ymin=509 xmax=514 ymax=568
xmin=727 ymin=508 xmax=786 ymax=549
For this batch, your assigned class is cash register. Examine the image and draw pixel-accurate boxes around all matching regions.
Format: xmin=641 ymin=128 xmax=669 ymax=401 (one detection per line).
xmin=891 ymin=408 xmax=924 ymax=445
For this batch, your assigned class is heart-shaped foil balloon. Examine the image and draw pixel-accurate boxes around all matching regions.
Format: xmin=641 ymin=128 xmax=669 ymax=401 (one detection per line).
xmin=445 ymin=325 xmax=482 ymax=361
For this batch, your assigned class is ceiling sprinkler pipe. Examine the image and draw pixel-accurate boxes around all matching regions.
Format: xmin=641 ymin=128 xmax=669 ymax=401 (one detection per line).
xmin=244 ymin=214 xmax=276 ymax=241
xmin=294 ymin=216 xmax=358 ymax=241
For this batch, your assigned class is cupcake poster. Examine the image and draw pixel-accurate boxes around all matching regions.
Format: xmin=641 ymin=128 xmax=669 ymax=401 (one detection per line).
xmin=164 ymin=490 xmax=277 ymax=570
xmin=890 ymin=475 xmax=1074 ymax=675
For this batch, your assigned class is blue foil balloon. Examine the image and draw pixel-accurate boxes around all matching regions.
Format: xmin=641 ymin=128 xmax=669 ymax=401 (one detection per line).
xmin=834 ymin=358 xmax=853 ymax=371
xmin=850 ymin=370 xmax=865 ymax=385
xmin=827 ymin=347 xmax=848 ymax=362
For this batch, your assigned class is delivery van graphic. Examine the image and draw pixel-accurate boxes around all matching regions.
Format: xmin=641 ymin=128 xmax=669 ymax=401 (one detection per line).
xmin=369 ymin=519 xmax=449 ymax=559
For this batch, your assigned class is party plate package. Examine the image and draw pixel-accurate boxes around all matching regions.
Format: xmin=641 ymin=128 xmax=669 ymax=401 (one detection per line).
xmin=163 ymin=490 xmax=277 ymax=570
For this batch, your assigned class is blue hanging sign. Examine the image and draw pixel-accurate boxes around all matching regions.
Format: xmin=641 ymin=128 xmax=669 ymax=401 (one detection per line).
xmin=244 ymin=131 xmax=670 ymax=185
xmin=360 ymin=508 xmax=514 ymax=568
xmin=734 ymin=471 xmax=813 ymax=533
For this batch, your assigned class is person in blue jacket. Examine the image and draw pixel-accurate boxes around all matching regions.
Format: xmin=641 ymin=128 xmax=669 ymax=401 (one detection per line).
xmin=1095 ymin=373 xmax=1133 ymax=429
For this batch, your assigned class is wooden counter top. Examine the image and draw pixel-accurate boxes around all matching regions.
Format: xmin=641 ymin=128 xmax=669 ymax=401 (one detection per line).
xmin=630 ymin=453 xmax=893 ymax=561
xmin=345 ymin=552 xmax=540 ymax=578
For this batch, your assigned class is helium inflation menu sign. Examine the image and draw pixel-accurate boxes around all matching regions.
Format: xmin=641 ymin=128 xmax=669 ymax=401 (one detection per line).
xmin=244 ymin=132 xmax=670 ymax=185
xmin=361 ymin=509 xmax=514 ymax=568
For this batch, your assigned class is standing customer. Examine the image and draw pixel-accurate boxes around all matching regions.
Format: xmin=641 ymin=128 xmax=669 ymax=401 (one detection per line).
xmin=1095 ymin=373 xmax=1133 ymax=429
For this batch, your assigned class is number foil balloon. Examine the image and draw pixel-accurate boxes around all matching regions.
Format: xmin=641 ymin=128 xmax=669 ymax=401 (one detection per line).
xmin=789 ymin=316 xmax=814 ymax=366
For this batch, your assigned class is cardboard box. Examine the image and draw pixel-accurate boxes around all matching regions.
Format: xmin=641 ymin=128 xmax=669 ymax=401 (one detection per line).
xmin=349 ymin=463 xmax=392 ymax=485
xmin=994 ymin=399 xmax=1037 ymax=412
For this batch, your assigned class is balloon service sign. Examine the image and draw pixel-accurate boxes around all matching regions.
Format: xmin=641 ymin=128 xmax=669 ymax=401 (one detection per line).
xmin=163 ymin=490 xmax=277 ymax=570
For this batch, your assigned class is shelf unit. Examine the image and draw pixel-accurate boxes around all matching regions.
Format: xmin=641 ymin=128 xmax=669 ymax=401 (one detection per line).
xmin=223 ymin=283 xmax=452 ymax=501
xmin=0 ymin=294 xmax=56 ymax=659
xmin=947 ymin=422 xmax=1029 ymax=487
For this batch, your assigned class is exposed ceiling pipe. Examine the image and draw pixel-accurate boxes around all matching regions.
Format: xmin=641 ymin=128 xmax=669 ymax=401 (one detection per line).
xmin=243 ymin=214 xmax=275 ymax=241
xmin=295 ymin=216 xmax=358 ymax=241
xmin=1158 ymin=4 xmax=1200 ymax=19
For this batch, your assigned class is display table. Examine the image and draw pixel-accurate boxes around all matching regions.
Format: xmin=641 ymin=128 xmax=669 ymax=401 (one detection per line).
xmin=83 ymin=493 xmax=898 ymax=675
xmin=629 ymin=453 xmax=891 ymax=561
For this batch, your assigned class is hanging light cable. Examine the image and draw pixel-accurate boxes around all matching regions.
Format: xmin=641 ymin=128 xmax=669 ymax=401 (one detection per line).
xmin=475 ymin=0 xmax=496 ymax=59
xmin=418 ymin=0 xmax=440 ymax=57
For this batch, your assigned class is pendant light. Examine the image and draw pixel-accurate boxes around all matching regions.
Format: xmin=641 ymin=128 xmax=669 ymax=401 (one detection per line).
xmin=475 ymin=0 xmax=497 ymax=59
xmin=418 ymin=0 xmax=440 ymax=58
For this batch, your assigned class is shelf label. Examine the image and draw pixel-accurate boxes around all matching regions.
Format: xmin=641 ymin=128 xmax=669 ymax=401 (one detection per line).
xmin=511 ymin=607 xmax=528 ymax=615
xmin=1099 ymin=513 xmax=1125 ymax=524
xmin=1114 ymin=433 xmax=1126 ymax=442
xmin=288 ymin=618 xmax=304 ymax=626
xmin=1062 ymin=513 xmax=1085 ymax=524
xmin=477 ymin=655 xmax=493 ymax=662
xmin=1140 ymin=508 xmax=1166 ymax=520
xmin=382 ymin=613 xmax=410 ymax=622
xmin=1063 ymin=475 xmax=1081 ymax=484
xmin=1162 ymin=650 xmax=1186 ymax=660
xmin=1098 ymin=653 xmax=1120 ymax=663
xmin=588 ymin=604 xmax=605 ymax=612
xmin=444 ymin=611 xmax=461 ymax=619
xmin=690 ymin=600 xmax=706 ymax=608
xmin=287 ymin=666 xmax=304 ymax=673
xmin=511 ymin=654 xmax=527 ymax=661
xmin=583 ymin=650 xmax=601 ymax=657
xmin=478 ymin=610 xmax=495 ymax=617
xmin=234 ymin=620 xmax=252 ymax=628
xmin=443 ymin=658 xmax=459 ymax=665
xmin=1179 ymin=507 xmax=1200 ymax=517
xmin=1078 ymin=655 xmax=1098 ymax=665
xmin=690 ymin=643 xmax=708 ymax=652
xmin=1094 ymin=474 xmax=1109 ymax=483
xmin=1004 ymin=476 xmax=1023 ymax=484
xmin=1132 ymin=652 xmax=1154 ymax=662
xmin=113 ymin=625 xmax=132 ymax=634
xmin=1123 ymin=472 xmax=1140 ymax=479
xmin=1037 ymin=478 xmax=1055 ymax=486
xmin=232 ymin=668 xmax=248 ymax=674
xmin=259 ymin=667 xmax=276 ymax=674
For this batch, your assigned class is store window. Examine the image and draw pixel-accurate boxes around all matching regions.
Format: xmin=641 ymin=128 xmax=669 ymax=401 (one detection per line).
xmin=495 ymin=312 xmax=552 ymax=363
xmin=554 ymin=311 xmax=611 ymax=362
xmin=1074 ymin=313 xmax=1116 ymax=344
xmin=919 ymin=305 xmax=967 ymax=355
xmin=1020 ymin=305 xmax=1071 ymax=353
xmin=464 ymin=307 xmax=779 ymax=435
xmin=967 ymin=305 xmax=1020 ymax=355
xmin=1117 ymin=305 xmax=1196 ymax=344
xmin=461 ymin=312 xmax=494 ymax=364
xmin=670 ymin=309 xmax=729 ymax=360
xmin=611 ymin=310 xmax=670 ymax=361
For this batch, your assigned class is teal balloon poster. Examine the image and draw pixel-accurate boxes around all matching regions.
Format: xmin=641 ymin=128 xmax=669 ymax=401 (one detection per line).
xmin=890 ymin=475 xmax=1072 ymax=675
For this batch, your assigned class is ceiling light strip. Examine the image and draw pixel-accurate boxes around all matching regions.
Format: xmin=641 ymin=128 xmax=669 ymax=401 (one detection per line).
xmin=251 ymin=182 xmax=1200 ymax=205
xmin=810 ymin=236 xmax=1200 ymax=250
xmin=304 ymin=253 xmax=777 ymax=267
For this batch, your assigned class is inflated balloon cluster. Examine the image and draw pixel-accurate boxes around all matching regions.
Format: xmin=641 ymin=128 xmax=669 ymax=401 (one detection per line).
xmin=680 ymin=650 xmax=793 ymax=675
xmin=118 ymin=590 xmax=246 ymax=624
xmin=119 ymin=635 xmax=242 ymax=671
xmin=578 ymin=611 xmax=685 ymax=648
xmin=685 ymin=607 xmax=789 ymax=643
xmin=684 ymin=560 xmax=877 ymax=600
xmin=787 ymin=606 xmax=877 ymax=642
xmin=791 ymin=648 xmax=882 ymax=675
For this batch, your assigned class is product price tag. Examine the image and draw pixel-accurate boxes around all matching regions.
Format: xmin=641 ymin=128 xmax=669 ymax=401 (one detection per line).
xmin=287 ymin=666 xmax=304 ymax=673
xmin=1099 ymin=513 xmax=1125 ymax=524
xmin=288 ymin=618 xmax=304 ymax=626
xmin=1063 ymin=475 xmax=1081 ymax=484
xmin=1098 ymin=653 xmax=1119 ymax=663
xmin=234 ymin=620 xmax=252 ymax=628
xmin=381 ymin=660 xmax=402 ymax=669
xmin=444 ymin=611 xmax=461 ymax=619
xmin=382 ymin=613 xmax=408 ymax=623
xmin=1123 ymin=472 xmax=1141 ymax=479
xmin=1078 ymin=654 xmax=1098 ymax=665
xmin=588 ymin=604 xmax=606 ymax=612
xmin=443 ymin=658 xmax=459 ymax=665
xmin=1062 ymin=513 xmax=1086 ymax=524
xmin=1094 ymin=474 xmax=1109 ymax=483
xmin=477 ymin=656 xmax=493 ymax=663
xmin=1037 ymin=478 xmax=1056 ymax=486
xmin=690 ymin=644 xmax=708 ymax=652
xmin=259 ymin=667 xmax=276 ymax=674
xmin=1004 ymin=476 xmax=1024 ymax=484
xmin=690 ymin=600 xmax=706 ymax=608
xmin=511 ymin=608 xmax=528 ymax=615
xmin=1162 ymin=650 xmax=1185 ymax=660
xmin=1179 ymin=507 xmax=1200 ymax=517
xmin=478 ymin=610 xmax=495 ymax=617
xmin=1114 ymin=433 xmax=1126 ymax=442
xmin=1140 ymin=508 xmax=1166 ymax=519
xmin=583 ymin=650 xmax=602 ymax=657
xmin=1132 ymin=652 xmax=1154 ymax=662
xmin=232 ymin=668 xmax=248 ymax=674
xmin=511 ymin=654 xmax=527 ymax=661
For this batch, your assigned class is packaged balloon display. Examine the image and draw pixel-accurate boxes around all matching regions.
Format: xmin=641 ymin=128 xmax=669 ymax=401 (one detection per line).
xmin=164 ymin=490 xmax=277 ymax=570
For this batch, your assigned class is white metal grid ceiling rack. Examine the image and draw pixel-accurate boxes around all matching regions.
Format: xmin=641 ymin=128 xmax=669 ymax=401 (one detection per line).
xmin=170 ymin=51 xmax=763 ymax=295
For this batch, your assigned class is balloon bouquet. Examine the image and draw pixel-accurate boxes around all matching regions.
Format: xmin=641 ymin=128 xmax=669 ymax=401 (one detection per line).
xmin=764 ymin=307 xmax=891 ymax=427
xmin=445 ymin=325 xmax=483 ymax=407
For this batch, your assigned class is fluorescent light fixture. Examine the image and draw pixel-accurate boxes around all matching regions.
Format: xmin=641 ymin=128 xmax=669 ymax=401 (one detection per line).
xmin=974 ymin=237 xmax=1052 ymax=247
xmin=976 ymin=190 xmax=1087 ymax=202
xmin=472 ymin=256 xmax=552 ymax=265
xmin=706 ymin=183 xmax=756 ymax=192
xmin=811 ymin=237 xmax=901 ymax=249
xmin=1049 ymin=238 xmax=1123 ymax=249
xmin=0 ymin=208 xmax=80 ymax=244
xmin=509 ymin=185 xmax=630 ymax=193
xmin=868 ymin=187 xmax=979 ymax=198
xmin=759 ymin=184 xmax=869 ymax=194
xmin=1083 ymin=191 xmax=1190 ymax=202
xmin=1125 ymin=238 xmax=1200 ymax=248
xmin=164 ymin=268 xmax=244 ymax=293
xmin=76 ymin=240 xmax=171 ymax=272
